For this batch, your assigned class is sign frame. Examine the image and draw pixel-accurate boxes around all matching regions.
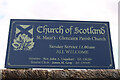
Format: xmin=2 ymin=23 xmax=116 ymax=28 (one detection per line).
xmin=5 ymin=19 xmax=115 ymax=69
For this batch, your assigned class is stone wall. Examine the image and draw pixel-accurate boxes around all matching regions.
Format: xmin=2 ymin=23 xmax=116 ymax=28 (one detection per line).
xmin=1 ymin=69 xmax=120 ymax=80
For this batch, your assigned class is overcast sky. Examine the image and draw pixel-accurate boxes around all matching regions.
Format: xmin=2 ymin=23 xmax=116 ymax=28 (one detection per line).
xmin=0 ymin=0 xmax=119 ymax=69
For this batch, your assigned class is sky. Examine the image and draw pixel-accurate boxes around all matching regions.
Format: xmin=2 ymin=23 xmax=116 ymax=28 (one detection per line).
xmin=0 ymin=0 xmax=119 ymax=69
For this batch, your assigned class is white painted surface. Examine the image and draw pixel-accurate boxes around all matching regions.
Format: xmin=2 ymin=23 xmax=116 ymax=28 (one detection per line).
xmin=118 ymin=1 xmax=120 ymax=69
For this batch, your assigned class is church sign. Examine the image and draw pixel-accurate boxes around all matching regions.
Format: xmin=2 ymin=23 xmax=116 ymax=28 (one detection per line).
xmin=5 ymin=19 xmax=115 ymax=69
